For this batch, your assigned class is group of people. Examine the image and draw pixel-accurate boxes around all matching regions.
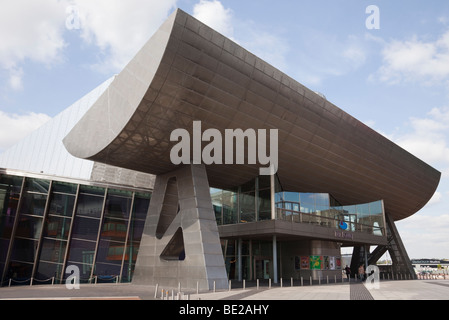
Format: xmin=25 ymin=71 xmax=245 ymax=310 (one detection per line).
xmin=344 ymin=264 xmax=367 ymax=282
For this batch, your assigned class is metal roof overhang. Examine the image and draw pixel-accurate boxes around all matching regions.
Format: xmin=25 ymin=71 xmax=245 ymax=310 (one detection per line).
xmin=63 ymin=9 xmax=441 ymax=222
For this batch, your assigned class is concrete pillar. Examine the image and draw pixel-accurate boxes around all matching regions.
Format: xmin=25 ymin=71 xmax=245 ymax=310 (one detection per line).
xmin=132 ymin=164 xmax=228 ymax=291
xmin=270 ymin=174 xmax=276 ymax=220
xmin=238 ymin=238 xmax=242 ymax=282
xmin=273 ymin=235 xmax=278 ymax=284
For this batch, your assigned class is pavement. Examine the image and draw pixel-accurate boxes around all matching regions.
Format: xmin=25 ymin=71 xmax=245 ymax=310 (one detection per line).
xmin=1 ymin=279 xmax=449 ymax=301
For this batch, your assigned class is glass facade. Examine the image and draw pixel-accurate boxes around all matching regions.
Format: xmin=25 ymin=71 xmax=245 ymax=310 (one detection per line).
xmin=0 ymin=172 xmax=150 ymax=286
xmin=211 ymin=175 xmax=272 ymax=225
xmin=212 ymin=175 xmax=386 ymax=237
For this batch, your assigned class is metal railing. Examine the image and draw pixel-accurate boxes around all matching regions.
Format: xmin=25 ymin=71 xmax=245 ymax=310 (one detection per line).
xmin=276 ymin=202 xmax=384 ymax=236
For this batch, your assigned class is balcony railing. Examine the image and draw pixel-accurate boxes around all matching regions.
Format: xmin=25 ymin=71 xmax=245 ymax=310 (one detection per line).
xmin=276 ymin=201 xmax=384 ymax=237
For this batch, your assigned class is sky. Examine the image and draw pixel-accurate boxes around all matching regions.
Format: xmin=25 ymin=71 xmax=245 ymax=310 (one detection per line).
xmin=1 ymin=0 xmax=449 ymax=259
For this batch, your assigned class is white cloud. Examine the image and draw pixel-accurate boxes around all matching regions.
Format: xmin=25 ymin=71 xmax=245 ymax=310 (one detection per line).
xmin=0 ymin=0 xmax=179 ymax=88
xmin=8 ymin=67 xmax=24 ymax=91
xmin=0 ymin=111 xmax=51 ymax=152
xmin=397 ymin=213 xmax=449 ymax=258
xmin=293 ymin=31 xmax=368 ymax=86
xmin=0 ymin=0 xmax=67 ymax=90
xmin=72 ymin=0 xmax=178 ymax=72
xmin=240 ymin=28 xmax=290 ymax=72
xmin=193 ymin=0 xmax=234 ymax=39
xmin=192 ymin=0 xmax=290 ymax=73
xmin=376 ymin=30 xmax=449 ymax=85
xmin=392 ymin=107 xmax=449 ymax=167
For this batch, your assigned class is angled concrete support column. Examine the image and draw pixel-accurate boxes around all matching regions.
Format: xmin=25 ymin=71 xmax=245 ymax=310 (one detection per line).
xmin=132 ymin=164 xmax=228 ymax=291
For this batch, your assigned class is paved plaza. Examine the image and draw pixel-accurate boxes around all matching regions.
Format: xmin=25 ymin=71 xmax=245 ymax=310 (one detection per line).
xmin=0 ymin=280 xmax=448 ymax=300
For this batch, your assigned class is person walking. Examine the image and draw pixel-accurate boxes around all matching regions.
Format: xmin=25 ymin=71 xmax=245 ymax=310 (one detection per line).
xmin=358 ymin=264 xmax=365 ymax=282
xmin=345 ymin=265 xmax=351 ymax=281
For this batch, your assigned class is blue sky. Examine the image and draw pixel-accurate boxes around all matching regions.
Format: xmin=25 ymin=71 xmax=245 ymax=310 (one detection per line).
xmin=1 ymin=0 xmax=449 ymax=259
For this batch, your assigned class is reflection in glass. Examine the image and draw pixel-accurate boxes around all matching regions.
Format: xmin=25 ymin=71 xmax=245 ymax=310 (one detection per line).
xmin=76 ymin=194 xmax=104 ymax=219
xmin=258 ymin=189 xmax=271 ymax=221
xmin=36 ymin=261 xmax=64 ymax=282
xmin=240 ymin=192 xmax=255 ymax=223
xmin=104 ymin=191 xmax=132 ymax=221
xmin=11 ymin=238 xmax=38 ymax=263
xmin=223 ymin=190 xmax=238 ymax=225
xmin=39 ymin=238 xmax=66 ymax=264
xmin=24 ymin=178 xmax=50 ymax=194
xmin=43 ymin=215 xmax=71 ymax=240
xmin=71 ymin=216 xmax=100 ymax=242
xmin=67 ymin=239 xmax=96 ymax=265
xmin=21 ymin=193 xmax=47 ymax=217
xmin=48 ymin=193 xmax=75 ymax=217
xmin=15 ymin=215 xmax=43 ymax=239
xmin=1 ymin=172 xmax=151 ymax=285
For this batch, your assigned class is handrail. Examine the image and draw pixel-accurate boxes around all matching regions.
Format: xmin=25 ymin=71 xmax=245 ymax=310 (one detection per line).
xmin=275 ymin=206 xmax=385 ymax=236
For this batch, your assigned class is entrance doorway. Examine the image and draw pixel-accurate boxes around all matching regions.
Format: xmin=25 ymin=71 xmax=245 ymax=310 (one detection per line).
xmin=255 ymin=257 xmax=271 ymax=279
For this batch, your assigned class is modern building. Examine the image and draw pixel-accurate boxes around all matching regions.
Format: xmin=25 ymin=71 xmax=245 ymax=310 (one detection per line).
xmin=0 ymin=9 xmax=440 ymax=291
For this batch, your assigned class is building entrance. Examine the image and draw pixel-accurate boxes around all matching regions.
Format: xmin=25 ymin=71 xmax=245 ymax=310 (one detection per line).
xmin=255 ymin=257 xmax=271 ymax=280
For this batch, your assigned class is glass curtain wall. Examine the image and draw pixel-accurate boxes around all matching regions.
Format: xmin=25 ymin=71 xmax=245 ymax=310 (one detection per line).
xmin=212 ymin=176 xmax=272 ymax=226
xmin=0 ymin=173 xmax=151 ymax=287
xmin=0 ymin=175 xmax=23 ymax=282
xmin=213 ymin=174 xmax=385 ymax=236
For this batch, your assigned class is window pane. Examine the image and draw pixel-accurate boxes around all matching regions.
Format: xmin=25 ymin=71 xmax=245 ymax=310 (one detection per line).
xmin=11 ymin=238 xmax=38 ymax=263
xmin=128 ymin=219 xmax=145 ymax=242
xmin=300 ymin=193 xmax=315 ymax=205
xmin=71 ymin=216 xmax=100 ymax=241
xmin=0 ymin=175 xmax=23 ymax=192
xmin=48 ymin=193 xmax=75 ymax=217
xmin=39 ymin=238 xmax=67 ymax=264
xmin=223 ymin=190 xmax=238 ymax=225
xmin=80 ymin=185 xmax=105 ymax=196
xmin=96 ymin=239 xmax=125 ymax=266
xmin=52 ymin=181 xmax=77 ymax=195
xmin=21 ymin=192 xmax=47 ymax=216
xmin=258 ymin=189 xmax=271 ymax=221
xmin=43 ymin=215 xmax=71 ymax=240
xmin=76 ymin=194 xmax=104 ymax=218
xmin=15 ymin=215 xmax=43 ymax=239
xmin=132 ymin=195 xmax=150 ymax=221
xmin=67 ymin=239 xmax=96 ymax=265
xmin=101 ymin=218 xmax=128 ymax=242
xmin=240 ymin=192 xmax=255 ymax=223
xmin=24 ymin=178 xmax=50 ymax=193
xmin=0 ymin=188 xmax=19 ymax=239
xmin=104 ymin=194 xmax=132 ymax=220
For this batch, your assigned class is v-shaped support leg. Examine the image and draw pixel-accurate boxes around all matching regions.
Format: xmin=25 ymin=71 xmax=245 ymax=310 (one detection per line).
xmin=133 ymin=165 xmax=228 ymax=291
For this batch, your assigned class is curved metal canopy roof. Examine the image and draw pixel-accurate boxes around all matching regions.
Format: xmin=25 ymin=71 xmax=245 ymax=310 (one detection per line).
xmin=64 ymin=9 xmax=440 ymax=221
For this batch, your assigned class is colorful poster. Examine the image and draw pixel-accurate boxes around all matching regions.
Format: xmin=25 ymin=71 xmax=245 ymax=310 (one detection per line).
xmin=301 ymin=256 xmax=309 ymax=270
xmin=330 ymin=256 xmax=336 ymax=270
xmin=310 ymin=256 xmax=322 ymax=270
xmin=336 ymin=257 xmax=342 ymax=270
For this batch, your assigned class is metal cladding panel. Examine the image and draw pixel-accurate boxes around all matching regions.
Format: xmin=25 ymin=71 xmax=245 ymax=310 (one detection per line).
xmin=64 ymin=9 xmax=441 ymax=222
